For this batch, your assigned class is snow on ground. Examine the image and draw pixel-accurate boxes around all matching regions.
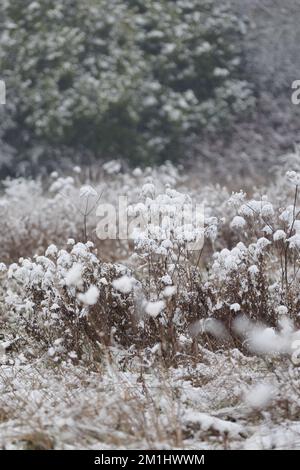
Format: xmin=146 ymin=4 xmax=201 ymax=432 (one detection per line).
xmin=0 ymin=346 xmax=299 ymax=450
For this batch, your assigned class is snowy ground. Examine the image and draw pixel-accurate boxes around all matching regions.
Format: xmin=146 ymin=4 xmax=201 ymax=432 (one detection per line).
xmin=0 ymin=346 xmax=300 ymax=450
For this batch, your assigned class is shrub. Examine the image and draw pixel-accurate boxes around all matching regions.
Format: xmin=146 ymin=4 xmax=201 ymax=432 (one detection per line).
xmin=3 ymin=160 xmax=300 ymax=364
xmin=0 ymin=0 xmax=254 ymax=168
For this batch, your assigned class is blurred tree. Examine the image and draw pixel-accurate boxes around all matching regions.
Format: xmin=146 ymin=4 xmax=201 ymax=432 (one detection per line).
xmin=228 ymin=0 xmax=300 ymax=94
xmin=0 ymin=0 xmax=254 ymax=168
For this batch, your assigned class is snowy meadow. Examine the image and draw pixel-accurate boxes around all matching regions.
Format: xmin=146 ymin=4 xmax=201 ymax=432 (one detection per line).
xmin=1 ymin=156 xmax=300 ymax=449
xmin=1 ymin=0 xmax=300 ymax=454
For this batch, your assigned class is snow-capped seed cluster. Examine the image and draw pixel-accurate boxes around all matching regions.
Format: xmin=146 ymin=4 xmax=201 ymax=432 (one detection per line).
xmin=129 ymin=185 xmax=205 ymax=256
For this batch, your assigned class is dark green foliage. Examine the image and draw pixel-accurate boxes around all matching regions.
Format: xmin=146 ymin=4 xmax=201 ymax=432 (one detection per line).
xmin=0 ymin=0 xmax=254 ymax=167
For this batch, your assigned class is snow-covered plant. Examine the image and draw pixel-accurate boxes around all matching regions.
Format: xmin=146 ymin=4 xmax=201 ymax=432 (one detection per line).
xmin=0 ymin=161 xmax=185 ymax=263
xmin=0 ymin=0 xmax=254 ymax=167
xmin=3 ymin=241 xmax=139 ymax=361
xmin=3 ymin=158 xmax=300 ymax=362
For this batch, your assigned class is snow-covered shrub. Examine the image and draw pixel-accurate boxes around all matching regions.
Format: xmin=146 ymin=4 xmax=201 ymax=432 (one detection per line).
xmin=3 ymin=158 xmax=300 ymax=362
xmin=3 ymin=241 xmax=141 ymax=361
xmin=0 ymin=0 xmax=254 ymax=166
xmin=197 ymin=171 xmax=300 ymax=343
xmin=0 ymin=161 xmax=185 ymax=263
